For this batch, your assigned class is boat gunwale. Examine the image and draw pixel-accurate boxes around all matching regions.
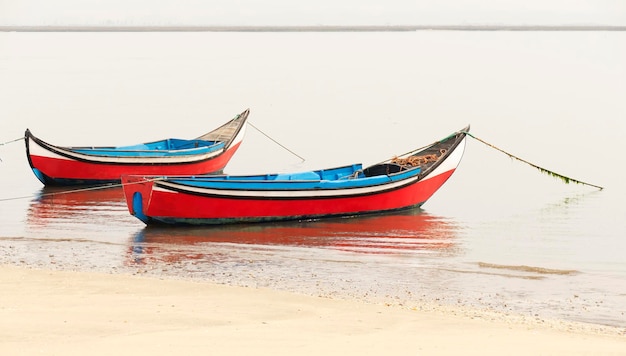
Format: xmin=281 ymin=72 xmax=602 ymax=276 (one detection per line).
xmin=141 ymin=126 xmax=469 ymax=200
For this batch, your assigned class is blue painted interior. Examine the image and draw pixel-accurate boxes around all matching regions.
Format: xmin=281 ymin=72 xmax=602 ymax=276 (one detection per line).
xmin=72 ymin=139 xmax=225 ymax=157
xmin=166 ymin=163 xmax=422 ymax=191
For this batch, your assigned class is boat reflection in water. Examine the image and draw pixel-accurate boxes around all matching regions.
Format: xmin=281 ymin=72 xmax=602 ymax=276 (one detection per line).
xmin=128 ymin=209 xmax=461 ymax=266
xmin=26 ymin=186 xmax=135 ymax=238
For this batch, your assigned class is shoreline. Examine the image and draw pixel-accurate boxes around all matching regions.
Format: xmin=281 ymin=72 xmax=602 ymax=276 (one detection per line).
xmin=1 ymin=264 xmax=624 ymax=355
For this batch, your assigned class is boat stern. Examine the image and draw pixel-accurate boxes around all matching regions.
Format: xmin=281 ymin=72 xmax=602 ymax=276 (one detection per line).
xmin=121 ymin=175 xmax=156 ymax=224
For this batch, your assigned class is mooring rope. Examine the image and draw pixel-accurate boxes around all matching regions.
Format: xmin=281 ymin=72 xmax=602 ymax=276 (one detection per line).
xmin=0 ymin=178 xmax=164 ymax=203
xmin=391 ymin=149 xmax=447 ymax=167
xmin=0 ymin=136 xmax=25 ymax=162
xmin=0 ymin=136 xmax=25 ymax=146
xmin=0 ymin=183 xmax=121 ymax=202
xmin=248 ymin=121 xmax=305 ymax=162
xmin=463 ymin=131 xmax=604 ymax=190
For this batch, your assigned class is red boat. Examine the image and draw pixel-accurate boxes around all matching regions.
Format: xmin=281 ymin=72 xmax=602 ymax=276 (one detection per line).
xmin=122 ymin=126 xmax=469 ymax=226
xmin=25 ymin=109 xmax=249 ymax=186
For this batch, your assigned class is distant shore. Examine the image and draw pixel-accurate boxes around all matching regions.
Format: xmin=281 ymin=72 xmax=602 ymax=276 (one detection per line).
xmin=1 ymin=25 xmax=625 ymax=32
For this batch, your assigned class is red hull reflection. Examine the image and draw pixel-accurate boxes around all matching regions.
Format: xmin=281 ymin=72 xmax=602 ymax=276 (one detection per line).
xmin=27 ymin=186 xmax=128 ymax=227
xmin=128 ymin=210 xmax=460 ymax=264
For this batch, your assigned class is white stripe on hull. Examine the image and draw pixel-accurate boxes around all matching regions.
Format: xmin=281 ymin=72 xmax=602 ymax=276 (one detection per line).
xmin=28 ymin=138 xmax=72 ymax=161
xmin=424 ymin=135 xmax=466 ymax=177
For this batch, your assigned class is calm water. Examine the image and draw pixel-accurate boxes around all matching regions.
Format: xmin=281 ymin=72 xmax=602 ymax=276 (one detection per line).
xmin=1 ymin=30 xmax=625 ymax=328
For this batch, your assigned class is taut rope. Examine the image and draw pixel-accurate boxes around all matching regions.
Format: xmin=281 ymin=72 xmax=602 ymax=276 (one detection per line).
xmin=0 ymin=136 xmax=25 ymax=146
xmin=0 ymin=136 xmax=25 ymax=162
xmin=0 ymin=178 xmax=164 ymax=203
xmin=248 ymin=121 xmax=305 ymax=162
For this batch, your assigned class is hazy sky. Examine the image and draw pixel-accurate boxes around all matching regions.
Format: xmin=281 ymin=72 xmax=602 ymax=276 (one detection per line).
xmin=0 ymin=0 xmax=624 ymax=26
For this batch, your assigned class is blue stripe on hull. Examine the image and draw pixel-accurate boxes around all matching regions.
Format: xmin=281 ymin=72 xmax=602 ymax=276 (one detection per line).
xmin=132 ymin=192 xmax=150 ymax=224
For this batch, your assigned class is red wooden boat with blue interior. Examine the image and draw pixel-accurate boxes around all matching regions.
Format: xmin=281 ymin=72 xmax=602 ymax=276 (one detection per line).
xmin=25 ymin=109 xmax=249 ymax=186
xmin=122 ymin=125 xmax=469 ymax=226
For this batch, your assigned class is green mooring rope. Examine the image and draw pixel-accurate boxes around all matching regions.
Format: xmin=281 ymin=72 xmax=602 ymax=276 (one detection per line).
xmin=463 ymin=131 xmax=603 ymax=190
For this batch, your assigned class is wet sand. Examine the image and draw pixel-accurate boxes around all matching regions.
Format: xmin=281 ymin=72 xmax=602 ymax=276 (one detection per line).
xmin=1 ymin=265 xmax=624 ymax=355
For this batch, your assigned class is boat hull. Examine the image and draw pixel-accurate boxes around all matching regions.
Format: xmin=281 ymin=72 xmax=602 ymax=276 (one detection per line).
xmin=26 ymin=140 xmax=243 ymax=186
xmin=122 ymin=131 xmax=467 ymax=226
xmin=25 ymin=110 xmax=248 ymax=186
xmin=126 ymin=169 xmax=457 ymax=225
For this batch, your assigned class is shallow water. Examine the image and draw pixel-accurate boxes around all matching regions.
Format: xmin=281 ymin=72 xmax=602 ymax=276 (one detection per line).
xmin=0 ymin=30 xmax=625 ymax=328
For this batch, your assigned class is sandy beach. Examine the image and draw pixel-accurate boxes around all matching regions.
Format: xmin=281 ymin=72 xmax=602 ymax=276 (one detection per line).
xmin=1 ymin=265 xmax=624 ymax=355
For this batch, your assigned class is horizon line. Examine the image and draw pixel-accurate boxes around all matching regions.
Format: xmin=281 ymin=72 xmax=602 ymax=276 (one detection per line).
xmin=1 ymin=24 xmax=625 ymax=32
